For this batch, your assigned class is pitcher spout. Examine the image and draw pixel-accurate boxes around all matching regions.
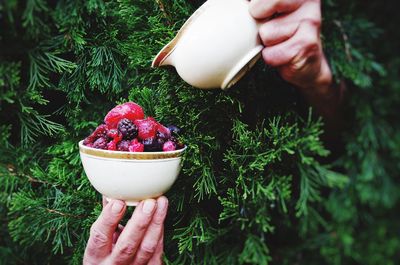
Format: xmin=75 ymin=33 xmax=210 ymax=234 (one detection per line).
xmin=151 ymin=40 xmax=177 ymax=67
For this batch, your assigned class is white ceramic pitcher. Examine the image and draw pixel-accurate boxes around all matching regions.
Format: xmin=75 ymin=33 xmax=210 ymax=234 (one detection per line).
xmin=152 ymin=0 xmax=263 ymax=90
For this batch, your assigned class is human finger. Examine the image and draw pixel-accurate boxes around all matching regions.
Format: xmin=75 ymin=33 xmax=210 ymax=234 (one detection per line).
xmin=84 ymin=200 xmax=126 ymax=264
xmin=109 ymin=199 xmax=157 ymax=265
xmin=147 ymin=228 xmax=164 ymax=265
xmin=113 ymin=224 xmax=125 ymax=245
xmin=249 ymin=0 xmax=304 ymax=19
xmin=259 ymin=19 xmax=299 ymax=46
xmin=132 ymin=196 xmax=168 ymax=265
xmin=103 ymin=196 xmax=109 ymax=207
xmin=261 ymin=19 xmax=320 ymax=67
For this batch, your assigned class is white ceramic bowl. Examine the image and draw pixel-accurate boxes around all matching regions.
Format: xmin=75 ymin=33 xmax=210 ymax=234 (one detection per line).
xmin=79 ymin=140 xmax=186 ymax=206
xmin=152 ymin=0 xmax=263 ymax=90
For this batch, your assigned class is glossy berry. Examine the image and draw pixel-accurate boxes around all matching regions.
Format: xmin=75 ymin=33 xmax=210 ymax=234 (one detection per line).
xmin=104 ymin=102 xmax=144 ymax=128
xmin=117 ymin=140 xmax=130 ymax=151
xmin=107 ymin=141 xmax=117 ymax=151
xmin=93 ymin=137 xmax=108 ymax=150
xmin=85 ymin=142 xmax=94 ymax=148
xmin=167 ymin=125 xmax=181 ymax=136
xmin=142 ymin=138 xmax=162 ymax=152
xmin=135 ymin=118 xmax=158 ymax=140
xmin=84 ymin=102 xmax=184 ymax=153
xmin=107 ymin=129 xmax=120 ymax=139
xmin=129 ymin=139 xmax=144 ymax=152
xmin=84 ymin=124 xmax=108 ymax=145
xmin=156 ymin=137 xmax=166 ymax=148
xmin=163 ymin=141 xmax=176 ymax=151
xmin=106 ymin=130 xmax=122 ymax=151
xmin=147 ymin=116 xmax=157 ymax=122
xmin=157 ymin=125 xmax=171 ymax=140
xmin=83 ymin=138 xmax=92 ymax=146
xmin=118 ymin=118 xmax=138 ymax=140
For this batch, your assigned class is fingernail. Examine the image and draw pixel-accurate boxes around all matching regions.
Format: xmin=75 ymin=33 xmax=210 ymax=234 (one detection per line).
xmin=111 ymin=200 xmax=125 ymax=214
xmin=158 ymin=197 xmax=168 ymax=211
xmin=143 ymin=199 xmax=155 ymax=214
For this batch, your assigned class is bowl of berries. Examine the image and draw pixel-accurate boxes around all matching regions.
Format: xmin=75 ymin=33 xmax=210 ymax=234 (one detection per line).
xmin=79 ymin=102 xmax=186 ymax=206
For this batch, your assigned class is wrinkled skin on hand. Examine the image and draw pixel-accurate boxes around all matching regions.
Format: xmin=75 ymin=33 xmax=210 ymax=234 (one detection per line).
xmin=83 ymin=197 xmax=168 ymax=265
xmin=250 ymin=0 xmax=332 ymax=90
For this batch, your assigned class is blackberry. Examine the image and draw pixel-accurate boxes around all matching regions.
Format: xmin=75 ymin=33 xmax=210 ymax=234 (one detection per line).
xmin=117 ymin=140 xmax=130 ymax=151
xmin=118 ymin=118 xmax=138 ymax=140
xmin=93 ymin=137 xmax=108 ymax=150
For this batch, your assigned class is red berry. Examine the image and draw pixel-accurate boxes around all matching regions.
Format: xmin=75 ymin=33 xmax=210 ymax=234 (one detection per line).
xmin=107 ymin=141 xmax=117 ymax=151
xmin=157 ymin=124 xmax=171 ymax=139
xmin=107 ymin=129 xmax=120 ymax=139
xmin=128 ymin=139 xmax=144 ymax=152
xmin=93 ymin=137 xmax=108 ymax=150
xmin=106 ymin=131 xmax=122 ymax=151
xmin=117 ymin=140 xmax=130 ymax=151
xmin=134 ymin=118 xmax=158 ymax=140
xmin=83 ymin=138 xmax=92 ymax=146
xmin=147 ymin=116 xmax=157 ymax=122
xmin=84 ymin=124 xmax=108 ymax=145
xmin=104 ymin=102 xmax=144 ymax=128
xmin=163 ymin=141 xmax=176 ymax=152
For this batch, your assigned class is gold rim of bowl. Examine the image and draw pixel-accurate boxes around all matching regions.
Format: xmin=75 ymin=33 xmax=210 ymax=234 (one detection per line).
xmin=78 ymin=140 xmax=186 ymax=160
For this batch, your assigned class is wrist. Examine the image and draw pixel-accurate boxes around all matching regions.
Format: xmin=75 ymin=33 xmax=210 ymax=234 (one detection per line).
xmin=298 ymin=55 xmax=333 ymax=97
xmin=297 ymin=56 xmax=346 ymax=121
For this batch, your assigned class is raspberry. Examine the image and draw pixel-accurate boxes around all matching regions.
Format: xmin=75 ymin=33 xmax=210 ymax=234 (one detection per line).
xmin=128 ymin=139 xmax=144 ymax=152
xmin=84 ymin=124 xmax=108 ymax=145
xmin=134 ymin=118 xmax=158 ymax=140
xmin=106 ymin=130 xmax=122 ymax=151
xmin=147 ymin=117 xmax=157 ymax=122
xmin=84 ymin=142 xmax=94 ymax=148
xmin=117 ymin=140 xmax=130 ymax=151
xmin=118 ymin=118 xmax=138 ymax=140
xmin=83 ymin=102 xmax=185 ymax=153
xmin=163 ymin=141 xmax=176 ymax=151
xmin=93 ymin=137 xmax=108 ymax=150
xmin=83 ymin=138 xmax=92 ymax=146
xmin=107 ymin=141 xmax=117 ymax=151
xmin=104 ymin=102 xmax=144 ymax=128
xmin=107 ymin=129 xmax=120 ymax=139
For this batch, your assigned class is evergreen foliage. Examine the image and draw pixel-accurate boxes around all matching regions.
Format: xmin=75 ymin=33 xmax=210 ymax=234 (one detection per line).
xmin=1 ymin=0 xmax=399 ymax=264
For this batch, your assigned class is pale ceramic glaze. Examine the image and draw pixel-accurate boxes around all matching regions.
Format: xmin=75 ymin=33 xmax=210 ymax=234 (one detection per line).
xmin=152 ymin=0 xmax=263 ymax=90
xmin=79 ymin=141 xmax=186 ymax=206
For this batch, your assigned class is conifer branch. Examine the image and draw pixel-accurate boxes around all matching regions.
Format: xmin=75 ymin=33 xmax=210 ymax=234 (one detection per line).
xmin=155 ymin=0 xmax=171 ymax=25
xmin=1 ymin=0 xmax=398 ymax=264
xmin=45 ymin=208 xmax=84 ymax=219
xmin=25 ymin=174 xmax=51 ymax=185
xmin=333 ymin=19 xmax=353 ymax=61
